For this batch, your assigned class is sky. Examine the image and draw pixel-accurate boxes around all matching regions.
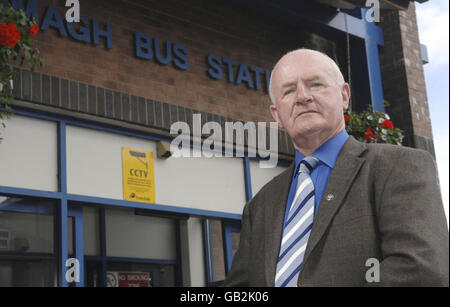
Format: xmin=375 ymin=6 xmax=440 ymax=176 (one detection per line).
xmin=415 ymin=0 xmax=449 ymax=227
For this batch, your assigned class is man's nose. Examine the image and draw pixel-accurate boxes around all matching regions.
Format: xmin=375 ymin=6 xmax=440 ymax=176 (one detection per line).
xmin=295 ymin=84 xmax=312 ymax=104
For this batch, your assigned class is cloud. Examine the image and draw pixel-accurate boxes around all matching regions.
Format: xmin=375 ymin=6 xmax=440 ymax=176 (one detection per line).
xmin=416 ymin=0 xmax=449 ymax=69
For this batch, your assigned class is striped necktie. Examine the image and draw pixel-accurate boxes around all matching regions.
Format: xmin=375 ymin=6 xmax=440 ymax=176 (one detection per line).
xmin=275 ymin=156 xmax=319 ymax=287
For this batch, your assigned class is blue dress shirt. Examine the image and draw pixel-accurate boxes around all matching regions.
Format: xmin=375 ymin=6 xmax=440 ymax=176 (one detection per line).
xmin=283 ymin=130 xmax=349 ymax=226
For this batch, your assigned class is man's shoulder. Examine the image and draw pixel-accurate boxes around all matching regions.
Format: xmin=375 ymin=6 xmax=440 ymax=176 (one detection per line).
xmin=346 ymin=137 xmax=433 ymax=163
xmin=367 ymin=142 xmax=433 ymax=162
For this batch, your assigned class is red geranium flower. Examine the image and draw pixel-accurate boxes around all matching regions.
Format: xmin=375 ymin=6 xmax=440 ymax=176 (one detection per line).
xmin=344 ymin=114 xmax=350 ymax=123
xmin=29 ymin=23 xmax=39 ymax=37
xmin=0 ymin=22 xmax=21 ymax=48
xmin=381 ymin=119 xmax=394 ymax=130
xmin=364 ymin=128 xmax=377 ymax=143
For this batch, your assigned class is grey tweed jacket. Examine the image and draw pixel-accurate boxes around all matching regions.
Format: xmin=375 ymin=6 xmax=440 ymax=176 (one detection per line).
xmin=223 ymin=136 xmax=449 ymax=287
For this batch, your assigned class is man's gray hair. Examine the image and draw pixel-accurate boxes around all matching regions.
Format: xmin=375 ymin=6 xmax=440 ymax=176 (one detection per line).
xmin=268 ymin=48 xmax=346 ymax=104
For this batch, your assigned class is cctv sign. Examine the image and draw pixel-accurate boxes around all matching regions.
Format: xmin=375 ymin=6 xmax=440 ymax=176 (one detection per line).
xmin=122 ymin=147 xmax=155 ymax=203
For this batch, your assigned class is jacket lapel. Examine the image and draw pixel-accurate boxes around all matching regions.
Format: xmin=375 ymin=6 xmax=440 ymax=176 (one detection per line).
xmin=264 ymin=162 xmax=295 ymax=286
xmin=298 ymin=137 xmax=367 ymax=283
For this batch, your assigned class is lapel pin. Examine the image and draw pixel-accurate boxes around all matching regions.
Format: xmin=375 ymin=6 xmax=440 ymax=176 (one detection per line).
xmin=326 ymin=194 xmax=335 ymax=201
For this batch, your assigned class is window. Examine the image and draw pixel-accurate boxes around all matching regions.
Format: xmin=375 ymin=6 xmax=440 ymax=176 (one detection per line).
xmin=84 ymin=207 xmax=179 ymax=287
xmin=0 ymin=196 xmax=57 ymax=286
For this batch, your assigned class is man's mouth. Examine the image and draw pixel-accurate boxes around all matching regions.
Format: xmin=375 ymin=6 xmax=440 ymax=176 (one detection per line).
xmin=296 ymin=110 xmax=318 ymax=118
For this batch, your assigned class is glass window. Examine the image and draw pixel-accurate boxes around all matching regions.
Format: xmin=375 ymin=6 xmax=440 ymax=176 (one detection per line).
xmin=0 ymin=197 xmax=54 ymax=254
xmin=105 ymin=208 xmax=176 ymax=260
xmin=0 ymin=259 xmax=56 ymax=286
xmin=0 ymin=196 xmax=56 ymax=287
xmin=83 ymin=207 xmax=100 ymax=256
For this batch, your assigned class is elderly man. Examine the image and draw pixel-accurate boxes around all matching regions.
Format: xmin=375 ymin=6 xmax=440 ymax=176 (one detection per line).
xmin=223 ymin=49 xmax=449 ymax=287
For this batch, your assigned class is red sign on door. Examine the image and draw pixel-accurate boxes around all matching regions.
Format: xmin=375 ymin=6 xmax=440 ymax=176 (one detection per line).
xmin=107 ymin=272 xmax=151 ymax=287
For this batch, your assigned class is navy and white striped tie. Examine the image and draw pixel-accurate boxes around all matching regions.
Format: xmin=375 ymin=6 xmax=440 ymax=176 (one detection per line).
xmin=275 ymin=156 xmax=319 ymax=287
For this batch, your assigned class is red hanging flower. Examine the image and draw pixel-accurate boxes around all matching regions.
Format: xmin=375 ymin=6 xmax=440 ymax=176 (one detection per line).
xmin=344 ymin=114 xmax=350 ymax=123
xmin=29 ymin=23 xmax=39 ymax=37
xmin=0 ymin=22 xmax=21 ymax=48
xmin=381 ymin=119 xmax=394 ymax=130
xmin=364 ymin=128 xmax=377 ymax=143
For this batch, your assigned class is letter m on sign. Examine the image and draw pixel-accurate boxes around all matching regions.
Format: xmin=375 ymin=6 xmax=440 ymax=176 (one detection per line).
xmin=3 ymin=0 xmax=40 ymax=24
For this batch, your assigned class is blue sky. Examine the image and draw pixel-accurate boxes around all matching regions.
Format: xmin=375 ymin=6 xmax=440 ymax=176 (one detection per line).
xmin=416 ymin=0 xmax=449 ymax=226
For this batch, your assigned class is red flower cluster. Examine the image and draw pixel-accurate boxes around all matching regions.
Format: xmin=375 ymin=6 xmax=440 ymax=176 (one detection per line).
xmin=381 ymin=119 xmax=394 ymax=130
xmin=29 ymin=23 xmax=39 ymax=37
xmin=0 ymin=22 xmax=21 ymax=48
xmin=344 ymin=114 xmax=350 ymax=123
xmin=364 ymin=128 xmax=377 ymax=142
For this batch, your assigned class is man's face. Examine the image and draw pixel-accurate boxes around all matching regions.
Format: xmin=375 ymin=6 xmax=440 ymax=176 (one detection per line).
xmin=270 ymin=51 xmax=350 ymax=144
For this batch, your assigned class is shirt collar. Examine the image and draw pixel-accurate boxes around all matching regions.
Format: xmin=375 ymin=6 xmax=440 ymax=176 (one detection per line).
xmin=295 ymin=130 xmax=349 ymax=173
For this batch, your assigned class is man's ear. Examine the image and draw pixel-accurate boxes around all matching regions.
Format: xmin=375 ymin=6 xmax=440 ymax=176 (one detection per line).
xmin=341 ymin=83 xmax=351 ymax=111
xmin=270 ymin=104 xmax=283 ymax=129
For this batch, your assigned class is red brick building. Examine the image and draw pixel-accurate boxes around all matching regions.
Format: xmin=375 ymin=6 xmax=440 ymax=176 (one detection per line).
xmin=0 ymin=0 xmax=435 ymax=286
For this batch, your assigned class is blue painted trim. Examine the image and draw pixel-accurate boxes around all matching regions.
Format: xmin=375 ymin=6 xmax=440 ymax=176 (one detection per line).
xmin=0 ymin=186 xmax=61 ymax=199
xmin=227 ymin=0 xmax=383 ymax=42
xmin=57 ymin=120 xmax=69 ymax=287
xmin=68 ymin=194 xmax=242 ymax=221
xmin=0 ymin=196 xmax=55 ymax=215
xmin=7 ymin=104 xmax=60 ymax=122
xmin=362 ymin=8 xmax=385 ymax=112
xmin=68 ymin=206 xmax=84 ymax=287
xmin=59 ymin=199 xmax=68 ymax=287
xmin=221 ymin=219 xmax=241 ymax=274
xmin=59 ymin=121 xmax=67 ymax=194
xmin=84 ymin=255 xmax=177 ymax=265
xmin=243 ymin=157 xmax=252 ymax=202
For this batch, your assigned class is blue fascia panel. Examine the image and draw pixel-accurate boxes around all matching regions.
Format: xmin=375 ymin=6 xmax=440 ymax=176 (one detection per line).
xmin=228 ymin=0 xmax=383 ymax=41
xmin=362 ymin=8 xmax=386 ymax=112
xmin=67 ymin=193 xmax=242 ymax=221
xmin=0 ymin=186 xmax=62 ymax=199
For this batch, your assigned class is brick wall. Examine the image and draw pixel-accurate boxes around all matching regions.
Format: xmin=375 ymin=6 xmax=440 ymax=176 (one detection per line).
xmin=379 ymin=3 xmax=435 ymax=156
xmin=10 ymin=0 xmax=347 ymax=158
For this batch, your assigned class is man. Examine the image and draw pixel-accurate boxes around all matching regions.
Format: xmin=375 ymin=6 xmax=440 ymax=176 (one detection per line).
xmin=223 ymin=49 xmax=449 ymax=287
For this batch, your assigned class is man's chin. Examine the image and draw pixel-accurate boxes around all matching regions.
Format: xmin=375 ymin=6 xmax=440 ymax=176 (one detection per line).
xmin=292 ymin=124 xmax=321 ymax=137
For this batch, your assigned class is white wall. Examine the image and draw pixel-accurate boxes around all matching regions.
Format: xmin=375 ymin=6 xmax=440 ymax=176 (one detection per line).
xmin=0 ymin=115 xmax=58 ymax=192
xmin=66 ymin=125 xmax=247 ymax=215
xmin=250 ymin=160 xmax=288 ymax=196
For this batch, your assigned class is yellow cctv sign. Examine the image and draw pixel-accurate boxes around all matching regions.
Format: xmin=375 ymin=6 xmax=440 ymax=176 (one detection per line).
xmin=122 ymin=147 xmax=155 ymax=203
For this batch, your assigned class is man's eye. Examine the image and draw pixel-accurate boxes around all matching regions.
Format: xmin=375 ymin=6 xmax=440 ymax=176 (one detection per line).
xmin=284 ymin=89 xmax=295 ymax=96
